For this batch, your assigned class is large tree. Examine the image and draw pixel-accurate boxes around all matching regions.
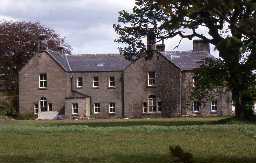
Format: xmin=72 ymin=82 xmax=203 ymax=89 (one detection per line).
xmin=114 ymin=0 xmax=256 ymax=119
xmin=0 ymin=21 xmax=71 ymax=92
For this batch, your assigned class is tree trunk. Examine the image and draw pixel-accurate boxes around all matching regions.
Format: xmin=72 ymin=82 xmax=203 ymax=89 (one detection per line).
xmin=232 ymin=89 xmax=246 ymax=120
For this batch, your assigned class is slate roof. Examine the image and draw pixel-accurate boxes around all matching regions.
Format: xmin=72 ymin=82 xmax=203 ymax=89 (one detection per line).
xmin=46 ymin=50 xmax=131 ymax=72
xmin=46 ymin=49 xmax=214 ymax=72
xmin=162 ymin=51 xmax=215 ymax=71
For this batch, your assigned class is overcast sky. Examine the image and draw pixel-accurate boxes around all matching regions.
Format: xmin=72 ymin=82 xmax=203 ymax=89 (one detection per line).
xmin=0 ymin=0 xmax=216 ymax=55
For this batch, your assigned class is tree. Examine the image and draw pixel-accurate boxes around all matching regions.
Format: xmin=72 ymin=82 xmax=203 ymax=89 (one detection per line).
xmin=114 ymin=0 xmax=256 ymax=119
xmin=0 ymin=21 xmax=71 ymax=92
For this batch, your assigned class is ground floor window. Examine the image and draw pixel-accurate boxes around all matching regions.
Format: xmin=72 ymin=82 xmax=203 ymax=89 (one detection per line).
xmin=48 ymin=103 xmax=53 ymax=111
xmin=34 ymin=104 xmax=38 ymax=115
xmin=94 ymin=103 xmax=100 ymax=114
xmin=72 ymin=103 xmax=79 ymax=115
xmin=211 ymin=100 xmax=217 ymax=112
xmin=192 ymin=101 xmax=201 ymax=113
xmin=143 ymin=95 xmax=161 ymax=113
xmin=109 ymin=103 xmax=116 ymax=113
xmin=40 ymin=97 xmax=48 ymax=112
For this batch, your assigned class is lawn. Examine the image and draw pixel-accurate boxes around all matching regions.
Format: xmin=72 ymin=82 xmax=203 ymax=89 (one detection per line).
xmin=0 ymin=117 xmax=255 ymax=163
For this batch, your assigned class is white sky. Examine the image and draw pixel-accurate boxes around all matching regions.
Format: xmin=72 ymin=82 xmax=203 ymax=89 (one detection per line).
xmin=0 ymin=0 xmax=217 ymax=56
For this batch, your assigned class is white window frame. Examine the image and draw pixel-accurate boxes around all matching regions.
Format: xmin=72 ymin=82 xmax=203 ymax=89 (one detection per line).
xmin=192 ymin=101 xmax=200 ymax=113
xmin=147 ymin=72 xmax=156 ymax=87
xmin=93 ymin=76 xmax=99 ymax=88
xmin=108 ymin=76 xmax=115 ymax=88
xmin=72 ymin=103 xmax=79 ymax=115
xmin=148 ymin=95 xmax=157 ymax=113
xmin=192 ymin=78 xmax=195 ymax=87
xmin=39 ymin=97 xmax=48 ymax=112
xmin=109 ymin=103 xmax=116 ymax=114
xmin=39 ymin=73 xmax=47 ymax=89
xmin=94 ymin=103 xmax=100 ymax=114
xmin=211 ymin=100 xmax=217 ymax=112
xmin=142 ymin=102 xmax=148 ymax=113
xmin=34 ymin=104 xmax=39 ymax=115
xmin=76 ymin=77 xmax=83 ymax=88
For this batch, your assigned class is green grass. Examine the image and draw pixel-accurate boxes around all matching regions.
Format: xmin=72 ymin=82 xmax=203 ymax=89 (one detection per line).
xmin=0 ymin=117 xmax=255 ymax=163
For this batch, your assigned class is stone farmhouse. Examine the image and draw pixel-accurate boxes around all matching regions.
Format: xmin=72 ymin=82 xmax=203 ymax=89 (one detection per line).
xmin=19 ymin=40 xmax=233 ymax=119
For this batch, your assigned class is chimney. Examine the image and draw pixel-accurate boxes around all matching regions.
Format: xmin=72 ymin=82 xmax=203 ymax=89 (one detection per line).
xmin=193 ymin=40 xmax=210 ymax=53
xmin=147 ymin=31 xmax=156 ymax=51
xmin=156 ymin=39 xmax=165 ymax=52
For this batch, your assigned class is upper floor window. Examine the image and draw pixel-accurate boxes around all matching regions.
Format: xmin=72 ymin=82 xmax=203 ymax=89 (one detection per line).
xmin=109 ymin=76 xmax=115 ymax=88
xmin=94 ymin=103 xmax=101 ymax=114
xmin=39 ymin=73 xmax=47 ymax=88
xmin=148 ymin=72 xmax=156 ymax=86
xmin=93 ymin=76 xmax=99 ymax=88
xmin=109 ymin=103 xmax=116 ymax=113
xmin=211 ymin=100 xmax=217 ymax=112
xmin=72 ymin=103 xmax=79 ymax=115
xmin=192 ymin=101 xmax=201 ymax=113
xmin=76 ymin=77 xmax=83 ymax=88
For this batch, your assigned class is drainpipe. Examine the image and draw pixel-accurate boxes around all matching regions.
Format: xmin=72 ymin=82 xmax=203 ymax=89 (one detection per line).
xmin=121 ymin=71 xmax=125 ymax=118
xmin=179 ymin=71 xmax=182 ymax=116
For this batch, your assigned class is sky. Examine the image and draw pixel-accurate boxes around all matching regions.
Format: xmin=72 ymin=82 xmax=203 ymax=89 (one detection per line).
xmin=0 ymin=0 xmax=216 ymax=55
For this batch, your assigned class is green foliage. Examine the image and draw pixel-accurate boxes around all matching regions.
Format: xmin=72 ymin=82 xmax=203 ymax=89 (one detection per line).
xmin=15 ymin=113 xmax=35 ymax=120
xmin=0 ymin=98 xmax=16 ymax=117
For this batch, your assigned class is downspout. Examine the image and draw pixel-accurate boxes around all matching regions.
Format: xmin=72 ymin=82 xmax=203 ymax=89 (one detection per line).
xmin=179 ymin=71 xmax=182 ymax=116
xmin=121 ymin=71 xmax=125 ymax=118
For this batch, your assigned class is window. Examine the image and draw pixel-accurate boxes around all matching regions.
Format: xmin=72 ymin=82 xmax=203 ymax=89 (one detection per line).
xmin=148 ymin=95 xmax=157 ymax=113
xmin=109 ymin=103 xmax=116 ymax=113
xmin=34 ymin=104 xmax=39 ymax=115
xmin=157 ymin=101 xmax=162 ymax=112
xmin=192 ymin=101 xmax=201 ymax=113
xmin=76 ymin=77 xmax=83 ymax=88
xmin=39 ymin=74 xmax=47 ymax=88
xmin=72 ymin=103 xmax=79 ymax=115
xmin=143 ymin=102 xmax=147 ymax=113
xmin=211 ymin=100 xmax=217 ymax=112
xmin=94 ymin=103 xmax=100 ymax=114
xmin=109 ymin=76 xmax=115 ymax=88
xmin=148 ymin=72 xmax=156 ymax=86
xmin=93 ymin=76 xmax=99 ymax=88
xmin=48 ymin=103 xmax=53 ymax=111
xmin=40 ymin=97 xmax=47 ymax=112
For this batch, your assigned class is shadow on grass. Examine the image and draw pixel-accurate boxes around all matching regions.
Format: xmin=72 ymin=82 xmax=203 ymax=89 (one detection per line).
xmin=45 ymin=117 xmax=243 ymax=128
xmin=1 ymin=153 xmax=255 ymax=163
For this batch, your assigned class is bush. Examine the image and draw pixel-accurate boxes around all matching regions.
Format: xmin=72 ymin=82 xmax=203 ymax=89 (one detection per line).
xmin=15 ymin=113 xmax=35 ymax=120
xmin=0 ymin=99 xmax=16 ymax=117
xmin=169 ymin=145 xmax=193 ymax=163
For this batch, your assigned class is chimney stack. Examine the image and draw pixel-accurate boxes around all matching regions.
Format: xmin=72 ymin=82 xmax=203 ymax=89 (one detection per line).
xmin=193 ymin=40 xmax=210 ymax=53
xmin=156 ymin=39 xmax=165 ymax=52
xmin=147 ymin=31 xmax=156 ymax=51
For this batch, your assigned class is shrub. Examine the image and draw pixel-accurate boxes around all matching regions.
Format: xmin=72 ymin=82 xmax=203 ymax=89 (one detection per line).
xmin=0 ymin=99 xmax=16 ymax=117
xmin=16 ymin=113 xmax=35 ymax=120
xmin=169 ymin=145 xmax=193 ymax=163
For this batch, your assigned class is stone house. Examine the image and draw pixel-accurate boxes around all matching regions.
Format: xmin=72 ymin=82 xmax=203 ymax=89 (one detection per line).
xmin=19 ymin=40 xmax=233 ymax=119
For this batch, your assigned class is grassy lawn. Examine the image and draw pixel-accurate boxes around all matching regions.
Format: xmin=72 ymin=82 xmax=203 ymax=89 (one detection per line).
xmin=0 ymin=117 xmax=255 ymax=163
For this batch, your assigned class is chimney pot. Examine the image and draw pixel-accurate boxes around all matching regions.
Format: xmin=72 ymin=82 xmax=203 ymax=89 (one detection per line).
xmin=193 ymin=40 xmax=210 ymax=53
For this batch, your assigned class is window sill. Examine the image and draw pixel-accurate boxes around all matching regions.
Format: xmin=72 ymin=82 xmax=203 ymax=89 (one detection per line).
xmin=146 ymin=85 xmax=157 ymax=88
xmin=109 ymin=112 xmax=116 ymax=114
xmin=38 ymin=88 xmax=47 ymax=90
xmin=192 ymin=111 xmax=200 ymax=114
xmin=108 ymin=87 xmax=116 ymax=89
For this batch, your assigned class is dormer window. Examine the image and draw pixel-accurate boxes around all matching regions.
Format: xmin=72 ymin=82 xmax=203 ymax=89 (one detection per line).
xmin=39 ymin=73 xmax=47 ymax=89
xmin=109 ymin=76 xmax=115 ymax=88
xmin=93 ymin=76 xmax=99 ymax=88
xmin=76 ymin=77 xmax=83 ymax=88
xmin=148 ymin=72 xmax=156 ymax=87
